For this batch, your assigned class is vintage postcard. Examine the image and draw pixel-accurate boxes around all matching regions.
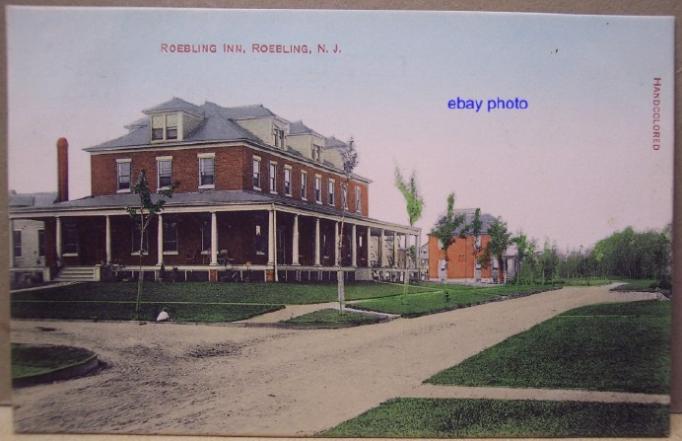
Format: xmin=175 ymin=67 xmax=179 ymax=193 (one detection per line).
xmin=6 ymin=6 xmax=675 ymax=438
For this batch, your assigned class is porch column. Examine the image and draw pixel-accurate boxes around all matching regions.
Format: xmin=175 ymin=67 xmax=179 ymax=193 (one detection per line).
xmin=210 ymin=211 xmax=218 ymax=265
xmin=314 ymin=218 xmax=321 ymax=266
xmin=393 ymin=231 xmax=399 ymax=267
xmin=366 ymin=227 xmax=371 ymax=267
xmin=157 ymin=214 xmax=163 ymax=265
xmin=105 ymin=215 xmax=112 ymax=264
xmin=56 ymin=216 xmax=62 ymax=260
xmin=8 ymin=219 xmax=14 ymax=268
xmin=267 ymin=209 xmax=275 ymax=265
xmin=292 ymin=214 xmax=300 ymax=265
xmin=416 ymin=233 xmax=422 ymax=277
xmin=351 ymin=224 xmax=357 ymax=267
xmin=380 ymin=229 xmax=386 ymax=267
xmin=334 ymin=221 xmax=340 ymax=266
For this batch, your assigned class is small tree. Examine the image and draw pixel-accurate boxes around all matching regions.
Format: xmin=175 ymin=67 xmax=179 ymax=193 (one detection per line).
xmin=461 ymin=208 xmax=483 ymax=281
xmin=126 ymin=170 xmax=173 ymax=321
xmin=511 ymin=232 xmax=530 ymax=284
xmin=485 ymin=217 xmax=512 ymax=283
xmin=431 ymin=193 xmax=466 ymax=283
xmin=394 ymin=166 xmax=424 ymax=294
xmin=336 ymin=138 xmax=359 ymax=314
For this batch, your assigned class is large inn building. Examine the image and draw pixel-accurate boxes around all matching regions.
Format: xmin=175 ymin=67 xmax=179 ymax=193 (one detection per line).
xmin=9 ymin=98 xmax=420 ymax=283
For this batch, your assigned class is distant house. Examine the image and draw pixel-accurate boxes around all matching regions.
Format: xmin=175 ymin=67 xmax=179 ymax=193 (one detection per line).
xmin=427 ymin=209 xmax=517 ymax=283
xmin=9 ymin=191 xmax=57 ymax=286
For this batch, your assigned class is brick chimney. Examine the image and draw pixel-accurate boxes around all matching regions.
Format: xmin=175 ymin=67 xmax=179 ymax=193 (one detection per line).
xmin=56 ymin=137 xmax=69 ymax=202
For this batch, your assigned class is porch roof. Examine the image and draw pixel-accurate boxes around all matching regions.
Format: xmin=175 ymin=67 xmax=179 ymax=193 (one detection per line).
xmin=8 ymin=190 xmax=420 ymax=234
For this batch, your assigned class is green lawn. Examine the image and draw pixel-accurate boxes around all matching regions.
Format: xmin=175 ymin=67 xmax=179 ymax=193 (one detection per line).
xmin=427 ymin=300 xmax=670 ymax=394
xmin=612 ymin=279 xmax=660 ymax=291
xmin=322 ymin=398 xmax=668 ymax=437
xmin=11 ymin=301 xmax=283 ymax=322
xmin=283 ymin=308 xmax=384 ymax=328
xmin=352 ymin=285 xmax=559 ymax=317
xmin=560 ymin=277 xmax=612 ymax=286
xmin=12 ymin=281 xmax=435 ymax=305
xmin=12 ymin=343 xmax=96 ymax=379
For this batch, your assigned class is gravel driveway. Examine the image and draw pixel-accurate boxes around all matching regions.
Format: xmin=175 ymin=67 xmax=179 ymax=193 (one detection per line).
xmin=11 ymin=285 xmax=659 ymax=436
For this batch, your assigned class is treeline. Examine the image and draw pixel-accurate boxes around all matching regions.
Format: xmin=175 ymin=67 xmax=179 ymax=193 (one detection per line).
xmin=514 ymin=226 xmax=671 ymax=284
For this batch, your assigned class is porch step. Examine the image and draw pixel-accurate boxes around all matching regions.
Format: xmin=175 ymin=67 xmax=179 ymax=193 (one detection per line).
xmin=54 ymin=267 xmax=97 ymax=282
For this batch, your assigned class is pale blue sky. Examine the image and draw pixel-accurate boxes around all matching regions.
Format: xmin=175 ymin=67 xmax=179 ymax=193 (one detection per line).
xmin=6 ymin=7 xmax=675 ymax=249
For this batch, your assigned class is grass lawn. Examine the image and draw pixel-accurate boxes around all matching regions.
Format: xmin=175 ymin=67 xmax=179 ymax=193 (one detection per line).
xmin=352 ymin=285 xmax=559 ymax=318
xmin=12 ymin=343 xmax=96 ymax=379
xmin=283 ymin=308 xmax=384 ymax=328
xmin=322 ymin=398 xmax=668 ymax=437
xmin=611 ymin=279 xmax=660 ymax=291
xmin=12 ymin=281 xmax=435 ymax=305
xmin=427 ymin=300 xmax=670 ymax=394
xmin=560 ymin=277 xmax=612 ymax=286
xmin=11 ymin=301 xmax=283 ymax=322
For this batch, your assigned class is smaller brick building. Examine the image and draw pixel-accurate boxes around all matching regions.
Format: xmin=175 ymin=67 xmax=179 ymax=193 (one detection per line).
xmin=427 ymin=209 xmax=516 ymax=283
xmin=9 ymin=98 xmax=420 ymax=283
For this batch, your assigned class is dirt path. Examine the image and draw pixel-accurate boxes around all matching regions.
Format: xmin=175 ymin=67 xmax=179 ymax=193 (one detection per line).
xmin=11 ymin=285 xmax=660 ymax=436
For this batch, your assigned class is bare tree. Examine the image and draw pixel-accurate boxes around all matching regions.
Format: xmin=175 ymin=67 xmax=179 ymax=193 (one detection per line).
xmin=336 ymin=139 xmax=358 ymax=313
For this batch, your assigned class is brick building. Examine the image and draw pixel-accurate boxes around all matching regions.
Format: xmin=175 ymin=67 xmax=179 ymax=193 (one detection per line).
xmin=9 ymin=98 xmax=420 ymax=282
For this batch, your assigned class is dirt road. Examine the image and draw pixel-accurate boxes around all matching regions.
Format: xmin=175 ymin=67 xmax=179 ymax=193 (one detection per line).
xmin=11 ymin=285 xmax=659 ymax=436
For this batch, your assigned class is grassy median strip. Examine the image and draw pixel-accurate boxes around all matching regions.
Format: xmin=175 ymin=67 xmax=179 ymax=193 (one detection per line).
xmin=352 ymin=285 xmax=559 ymax=317
xmin=322 ymin=398 xmax=669 ymax=437
xmin=11 ymin=281 xmax=436 ymax=305
xmin=427 ymin=300 xmax=670 ymax=394
xmin=12 ymin=343 xmax=96 ymax=379
xmin=11 ymin=301 xmax=283 ymax=322
xmin=283 ymin=308 xmax=384 ymax=328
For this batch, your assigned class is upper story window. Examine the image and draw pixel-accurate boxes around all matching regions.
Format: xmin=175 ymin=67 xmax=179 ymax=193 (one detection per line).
xmin=328 ymin=179 xmax=335 ymax=206
xmin=151 ymin=113 xmax=179 ymax=141
xmin=198 ymin=153 xmax=215 ymax=188
xmin=314 ymin=175 xmax=322 ymax=203
xmin=252 ymin=157 xmax=261 ymax=190
xmin=342 ymin=184 xmax=348 ymax=210
xmin=355 ymin=186 xmax=362 ymax=213
xmin=157 ymin=156 xmax=172 ymax=190
xmin=300 ymin=171 xmax=308 ymax=200
xmin=284 ymin=166 xmax=292 ymax=196
xmin=312 ymin=145 xmax=322 ymax=162
xmin=269 ymin=161 xmax=277 ymax=193
xmin=116 ymin=159 xmax=131 ymax=193
xmin=273 ymin=126 xmax=286 ymax=148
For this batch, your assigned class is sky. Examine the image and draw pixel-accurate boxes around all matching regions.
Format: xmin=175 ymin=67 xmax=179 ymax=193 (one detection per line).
xmin=6 ymin=7 xmax=675 ymax=250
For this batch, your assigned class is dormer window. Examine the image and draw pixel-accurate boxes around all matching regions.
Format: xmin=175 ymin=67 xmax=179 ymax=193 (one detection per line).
xmin=312 ymin=145 xmax=322 ymax=162
xmin=152 ymin=113 xmax=179 ymax=141
xmin=273 ymin=126 xmax=286 ymax=148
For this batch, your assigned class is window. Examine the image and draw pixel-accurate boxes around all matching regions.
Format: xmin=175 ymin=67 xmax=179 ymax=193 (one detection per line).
xmin=157 ymin=157 xmax=172 ymax=189
xmin=314 ymin=175 xmax=322 ymax=203
xmin=131 ymin=223 xmax=148 ymax=255
xmin=300 ymin=172 xmax=308 ymax=200
xmin=342 ymin=184 xmax=348 ymax=210
xmin=64 ymin=224 xmax=79 ymax=255
xmin=163 ymin=218 xmax=178 ymax=253
xmin=252 ymin=157 xmax=261 ymax=189
xmin=152 ymin=113 xmax=179 ymax=141
xmin=165 ymin=113 xmax=178 ymax=140
xmin=269 ymin=162 xmax=277 ymax=193
xmin=355 ymin=186 xmax=362 ymax=212
xmin=12 ymin=230 xmax=21 ymax=258
xmin=328 ymin=179 xmax=335 ymax=206
xmin=38 ymin=229 xmax=45 ymax=257
xmin=117 ymin=159 xmax=131 ymax=192
xmin=312 ymin=145 xmax=322 ymax=162
xmin=200 ymin=219 xmax=211 ymax=253
xmin=199 ymin=154 xmax=215 ymax=188
xmin=273 ymin=126 xmax=285 ymax=148
xmin=255 ymin=224 xmax=266 ymax=255
xmin=284 ymin=167 xmax=292 ymax=196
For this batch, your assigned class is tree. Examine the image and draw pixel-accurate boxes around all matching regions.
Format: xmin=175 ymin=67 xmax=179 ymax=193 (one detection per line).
xmin=336 ymin=138 xmax=359 ymax=314
xmin=394 ymin=166 xmax=424 ymax=294
xmin=431 ymin=193 xmax=466 ymax=283
xmin=462 ymin=208 xmax=483 ymax=281
xmin=511 ymin=232 xmax=530 ymax=284
xmin=485 ymin=217 xmax=512 ymax=283
xmin=126 ymin=170 xmax=173 ymax=321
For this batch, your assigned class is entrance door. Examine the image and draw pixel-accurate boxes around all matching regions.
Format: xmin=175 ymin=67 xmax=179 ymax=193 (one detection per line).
xmin=277 ymin=226 xmax=288 ymax=265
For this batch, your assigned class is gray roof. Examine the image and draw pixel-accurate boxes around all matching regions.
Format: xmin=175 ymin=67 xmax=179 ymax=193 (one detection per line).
xmin=325 ymin=136 xmax=347 ymax=148
xmin=451 ymin=209 xmax=498 ymax=235
xmin=143 ymin=97 xmax=204 ymax=117
xmin=204 ymin=101 xmax=275 ymax=120
xmin=9 ymin=189 xmax=376 ymax=223
xmin=289 ymin=120 xmax=314 ymax=135
xmin=9 ymin=192 xmax=58 ymax=208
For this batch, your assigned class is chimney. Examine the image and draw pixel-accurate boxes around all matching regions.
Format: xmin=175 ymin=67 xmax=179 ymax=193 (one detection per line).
xmin=56 ymin=137 xmax=69 ymax=202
